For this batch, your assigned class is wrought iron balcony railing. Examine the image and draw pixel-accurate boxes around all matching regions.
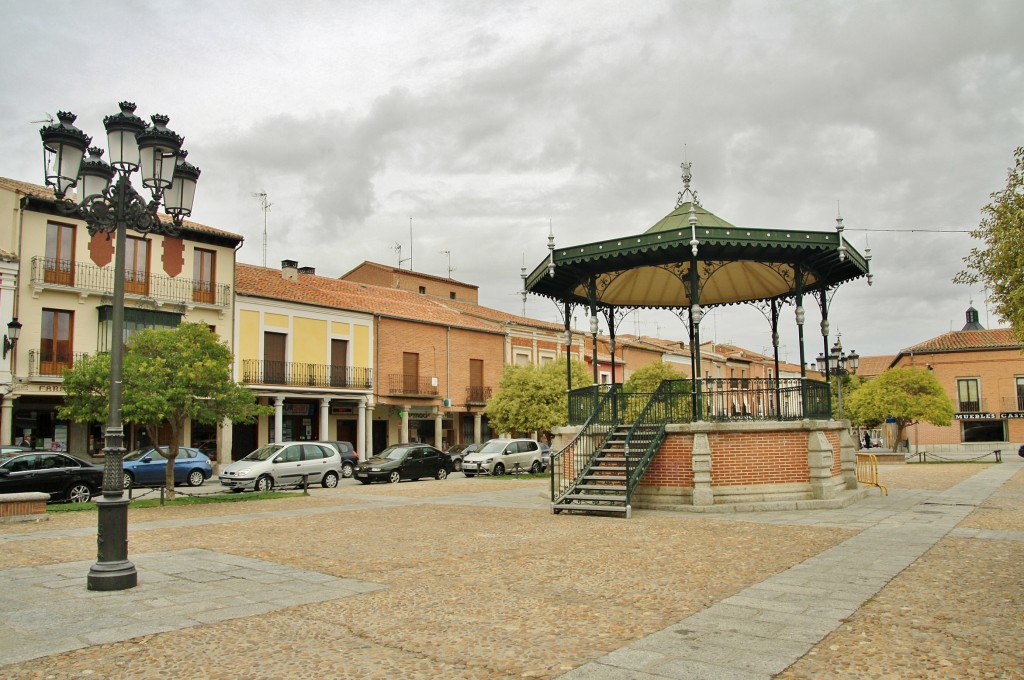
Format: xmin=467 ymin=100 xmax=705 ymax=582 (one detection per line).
xmin=31 ymin=257 xmax=231 ymax=308
xmin=241 ymin=360 xmax=372 ymax=389
xmin=387 ymin=374 xmax=439 ymax=396
xmin=28 ymin=350 xmax=90 ymax=378
xmin=958 ymin=399 xmax=982 ymax=413
xmin=466 ymin=385 xmax=492 ymax=404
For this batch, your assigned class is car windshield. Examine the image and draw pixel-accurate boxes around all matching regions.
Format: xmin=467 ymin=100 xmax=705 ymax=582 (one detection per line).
xmin=242 ymin=445 xmax=282 ymax=462
xmin=124 ymin=447 xmax=165 ymax=462
xmin=478 ymin=441 xmax=510 ymax=454
xmin=380 ymin=446 xmax=411 ymax=461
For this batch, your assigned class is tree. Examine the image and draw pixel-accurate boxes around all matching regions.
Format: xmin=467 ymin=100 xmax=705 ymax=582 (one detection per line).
xmin=60 ymin=323 xmax=271 ymax=498
xmin=955 ymin=147 xmax=1024 ymax=342
xmin=622 ymin=361 xmax=685 ymax=393
xmin=485 ymin=359 xmax=591 ymax=437
xmin=845 ymin=367 xmax=954 ymax=448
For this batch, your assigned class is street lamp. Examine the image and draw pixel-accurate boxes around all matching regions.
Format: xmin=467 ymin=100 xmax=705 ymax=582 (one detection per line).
xmin=40 ymin=103 xmax=200 ymax=591
xmin=816 ymin=335 xmax=859 ymax=420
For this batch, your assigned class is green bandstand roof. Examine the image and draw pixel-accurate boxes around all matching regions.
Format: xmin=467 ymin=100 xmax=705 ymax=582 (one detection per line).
xmin=526 ymin=201 xmax=869 ymax=310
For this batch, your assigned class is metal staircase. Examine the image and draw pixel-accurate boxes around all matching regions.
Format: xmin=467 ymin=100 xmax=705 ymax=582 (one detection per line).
xmin=552 ymin=381 xmax=683 ymax=517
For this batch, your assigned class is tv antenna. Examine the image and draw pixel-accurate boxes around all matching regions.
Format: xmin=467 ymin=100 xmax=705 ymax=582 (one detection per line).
xmin=393 ymin=242 xmax=410 ymax=268
xmin=440 ymin=250 xmax=454 ymax=278
xmin=252 ymin=192 xmax=273 ymax=267
xmin=30 ymin=113 xmax=55 ymax=124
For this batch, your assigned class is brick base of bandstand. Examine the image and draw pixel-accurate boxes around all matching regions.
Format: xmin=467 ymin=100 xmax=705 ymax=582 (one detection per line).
xmin=556 ymin=420 xmax=869 ymax=513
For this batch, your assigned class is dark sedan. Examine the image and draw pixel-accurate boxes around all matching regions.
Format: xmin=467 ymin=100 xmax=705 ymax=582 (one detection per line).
xmin=122 ymin=446 xmax=213 ymax=488
xmin=355 ymin=444 xmax=451 ymax=484
xmin=0 ymin=451 xmax=103 ymax=503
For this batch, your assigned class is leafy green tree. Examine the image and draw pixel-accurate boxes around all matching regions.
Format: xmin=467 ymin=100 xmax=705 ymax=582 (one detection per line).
xmin=60 ymin=323 xmax=271 ymax=498
xmin=622 ymin=361 xmax=685 ymax=393
xmin=845 ymin=367 xmax=954 ymax=448
xmin=485 ymin=359 xmax=590 ymax=437
xmin=955 ymin=147 xmax=1024 ymax=342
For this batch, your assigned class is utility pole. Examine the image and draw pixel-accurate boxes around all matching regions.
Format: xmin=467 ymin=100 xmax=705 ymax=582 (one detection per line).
xmin=253 ymin=191 xmax=272 ymax=267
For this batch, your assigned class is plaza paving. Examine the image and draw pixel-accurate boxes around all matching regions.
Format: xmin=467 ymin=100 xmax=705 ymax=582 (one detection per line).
xmin=0 ymin=459 xmax=1021 ymax=679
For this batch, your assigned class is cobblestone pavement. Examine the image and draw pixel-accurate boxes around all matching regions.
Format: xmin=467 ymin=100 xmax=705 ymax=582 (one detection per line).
xmin=0 ymin=462 xmax=1021 ymax=679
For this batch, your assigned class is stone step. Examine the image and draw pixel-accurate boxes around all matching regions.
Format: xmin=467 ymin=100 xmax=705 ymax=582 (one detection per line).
xmin=552 ymin=502 xmax=629 ymax=515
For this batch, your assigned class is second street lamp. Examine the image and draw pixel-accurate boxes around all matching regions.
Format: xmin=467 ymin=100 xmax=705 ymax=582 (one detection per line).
xmin=40 ymin=102 xmax=200 ymax=591
xmin=816 ymin=335 xmax=859 ymax=421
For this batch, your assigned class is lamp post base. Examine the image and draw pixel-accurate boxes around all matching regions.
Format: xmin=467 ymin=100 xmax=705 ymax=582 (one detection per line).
xmin=87 ymin=495 xmax=137 ymax=591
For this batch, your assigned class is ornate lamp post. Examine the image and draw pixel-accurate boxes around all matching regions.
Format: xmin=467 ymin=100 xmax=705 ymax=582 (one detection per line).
xmin=40 ymin=103 xmax=200 ymax=591
xmin=816 ymin=335 xmax=859 ymax=421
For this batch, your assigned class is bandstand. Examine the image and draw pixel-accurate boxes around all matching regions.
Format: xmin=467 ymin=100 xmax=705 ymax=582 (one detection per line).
xmin=525 ymin=165 xmax=872 ymax=516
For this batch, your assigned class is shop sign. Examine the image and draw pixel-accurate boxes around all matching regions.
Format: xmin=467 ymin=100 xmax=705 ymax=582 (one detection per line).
xmin=954 ymin=412 xmax=997 ymax=420
xmin=1000 ymin=412 xmax=1024 ymax=419
xmin=284 ymin=403 xmax=312 ymax=416
xmin=330 ymin=405 xmax=355 ymax=415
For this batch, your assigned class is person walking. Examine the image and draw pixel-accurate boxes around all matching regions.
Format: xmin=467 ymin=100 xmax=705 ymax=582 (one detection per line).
xmin=862 ymin=431 xmax=871 ymax=450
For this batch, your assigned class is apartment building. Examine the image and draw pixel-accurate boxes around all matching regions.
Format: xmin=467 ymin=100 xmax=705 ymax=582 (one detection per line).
xmin=0 ymin=177 xmax=242 ymax=455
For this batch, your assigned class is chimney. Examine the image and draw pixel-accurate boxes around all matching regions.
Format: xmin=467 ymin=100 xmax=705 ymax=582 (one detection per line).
xmin=282 ymin=260 xmax=299 ymax=281
xmin=298 ymin=266 xmax=316 ymax=275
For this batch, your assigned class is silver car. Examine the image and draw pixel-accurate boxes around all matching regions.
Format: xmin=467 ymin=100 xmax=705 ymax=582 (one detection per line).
xmin=219 ymin=442 xmax=342 ymax=492
xmin=462 ymin=438 xmax=544 ymax=476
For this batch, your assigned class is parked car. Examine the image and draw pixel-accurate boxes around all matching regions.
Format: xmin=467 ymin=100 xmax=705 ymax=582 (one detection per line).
xmin=122 ymin=446 xmax=213 ymax=489
xmin=0 ymin=451 xmax=103 ymax=503
xmin=355 ymin=444 xmax=451 ymax=484
xmin=540 ymin=443 xmax=551 ymax=471
xmin=445 ymin=442 xmax=482 ymax=472
xmin=219 ymin=442 xmax=342 ymax=492
xmin=462 ymin=439 xmax=544 ymax=476
xmin=313 ymin=440 xmax=359 ymax=478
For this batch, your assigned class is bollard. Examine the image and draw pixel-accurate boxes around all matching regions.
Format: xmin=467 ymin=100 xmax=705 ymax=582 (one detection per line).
xmin=160 ymin=486 xmax=165 ymax=506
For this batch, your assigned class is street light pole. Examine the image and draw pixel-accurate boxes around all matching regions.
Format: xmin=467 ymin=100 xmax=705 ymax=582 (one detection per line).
xmin=40 ymin=103 xmax=200 ymax=591
xmin=816 ymin=335 xmax=859 ymax=421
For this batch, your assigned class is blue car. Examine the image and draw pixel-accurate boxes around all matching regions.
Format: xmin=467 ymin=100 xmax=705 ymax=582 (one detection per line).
xmin=122 ymin=446 xmax=213 ymax=489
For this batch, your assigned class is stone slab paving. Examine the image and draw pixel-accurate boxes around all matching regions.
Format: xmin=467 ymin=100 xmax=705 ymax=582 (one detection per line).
xmin=557 ymin=460 xmax=1022 ymax=679
xmin=0 ymin=548 xmax=385 ymax=667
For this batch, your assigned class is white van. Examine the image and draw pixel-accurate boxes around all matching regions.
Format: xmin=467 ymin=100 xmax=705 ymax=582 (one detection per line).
xmin=461 ymin=439 xmax=544 ymax=476
xmin=219 ymin=442 xmax=342 ymax=491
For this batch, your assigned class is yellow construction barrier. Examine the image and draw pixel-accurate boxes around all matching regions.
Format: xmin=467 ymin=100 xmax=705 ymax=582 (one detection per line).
xmin=856 ymin=453 xmax=888 ymax=496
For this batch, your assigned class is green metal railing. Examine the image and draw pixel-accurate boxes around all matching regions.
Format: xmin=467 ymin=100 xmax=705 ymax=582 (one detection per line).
xmin=623 ymin=380 xmax=693 ymax=504
xmin=567 ymin=378 xmax=831 ymax=426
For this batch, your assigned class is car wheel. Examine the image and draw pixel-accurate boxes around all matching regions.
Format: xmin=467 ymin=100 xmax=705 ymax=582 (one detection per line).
xmin=122 ymin=472 xmax=134 ymax=489
xmin=436 ymin=467 xmax=448 ymax=480
xmin=530 ymin=461 xmax=542 ymax=474
xmin=388 ymin=470 xmax=401 ymax=484
xmin=67 ymin=483 xmax=93 ymax=504
xmin=187 ymin=470 xmax=206 ymax=487
xmin=492 ymin=463 xmax=505 ymax=476
xmin=453 ymin=458 xmax=463 ymax=472
xmin=255 ymin=475 xmax=274 ymax=492
xmin=322 ymin=471 xmax=339 ymax=488
xmin=341 ymin=462 xmax=354 ymax=478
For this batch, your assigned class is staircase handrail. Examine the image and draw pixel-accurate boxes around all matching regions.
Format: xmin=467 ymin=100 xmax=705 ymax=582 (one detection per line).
xmin=624 ymin=379 xmax=689 ymax=504
xmin=550 ymin=384 xmax=621 ymax=505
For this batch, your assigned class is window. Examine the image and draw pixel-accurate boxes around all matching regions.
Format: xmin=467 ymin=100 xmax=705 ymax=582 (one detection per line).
xmin=330 ymin=339 xmax=349 ymax=387
xmin=469 ymin=359 xmax=485 ymax=402
xmin=403 ymin=352 xmax=419 ymax=392
xmin=418 ymin=286 xmax=426 ymax=294
xmin=97 ymin=307 xmax=180 ymax=351
xmin=264 ymin=332 xmax=287 ymax=383
xmin=40 ymin=309 xmax=74 ymax=375
xmin=962 ymin=420 xmax=1005 ymax=443
xmin=193 ymin=248 xmax=216 ymax=304
xmin=515 ymin=352 xmax=530 ymax=367
xmin=124 ymin=236 xmax=150 ymax=296
xmin=957 ymin=379 xmax=980 ymax=412
xmin=1017 ymin=377 xmax=1024 ymax=411
xmin=44 ymin=222 xmax=75 ymax=286
xmin=449 ymin=291 xmax=456 ymax=299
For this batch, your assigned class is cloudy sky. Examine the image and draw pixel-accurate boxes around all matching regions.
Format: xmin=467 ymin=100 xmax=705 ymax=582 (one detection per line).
xmin=3 ymin=1 xmax=1022 ymax=363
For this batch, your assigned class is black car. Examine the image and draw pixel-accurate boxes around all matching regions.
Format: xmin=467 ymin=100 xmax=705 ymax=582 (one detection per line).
xmin=445 ymin=442 xmax=482 ymax=472
xmin=355 ymin=444 xmax=452 ymax=484
xmin=0 ymin=451 xmax=103 ymax=503
xmin=314 ymin=441 xmax=359 ymax=478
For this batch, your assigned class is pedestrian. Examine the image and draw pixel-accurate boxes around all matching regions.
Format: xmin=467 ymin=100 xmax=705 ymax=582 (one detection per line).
xmin=862 ymin=431 xmax=871 ymax=450
xmin=16 ymin=434 xmax=31 ymax=448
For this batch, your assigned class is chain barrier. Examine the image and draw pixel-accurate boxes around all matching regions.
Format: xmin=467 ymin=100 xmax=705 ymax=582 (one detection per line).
xmin=906 ymin=449 xmax=1002 ymax=463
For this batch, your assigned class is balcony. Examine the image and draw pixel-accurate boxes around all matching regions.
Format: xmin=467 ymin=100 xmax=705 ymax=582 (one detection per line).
xmin=387 ymin=374 xmax=439 ymax=397
xmin=241 ymin=359 xmax=372 ymax=390
xmin=466 ymin=385 xmax=492 ymax=404
xmin=31 ymin=257 xmax=231 ymax=309
xmin=28 ymin=350 xmax=90 ymax=379
xmin=958 ymin=399 xmax=983 ymax=413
